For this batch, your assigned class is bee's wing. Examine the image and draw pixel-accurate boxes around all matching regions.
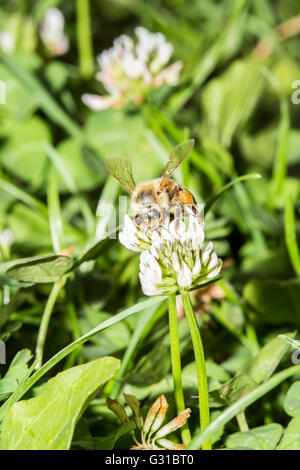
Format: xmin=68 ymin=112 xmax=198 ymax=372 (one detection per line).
xmin=160 ymin=139 xmax=195 ymax=189
xmin=104 ymin=157 xmax=136 ymax=195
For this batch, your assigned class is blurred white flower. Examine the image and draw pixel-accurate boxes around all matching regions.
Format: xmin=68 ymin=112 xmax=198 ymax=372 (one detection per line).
xmin=119 ymin=215 xmax=222 ymax=296
xmin=82 ymin=27 xmax=183 ymax=110
xmin=0 ymin=31 xmax=15 ymax=53
xmin=0 ymin=229 xmax=14 ymax=260
xmin=40 ymin=8 xmax=69 ymax=56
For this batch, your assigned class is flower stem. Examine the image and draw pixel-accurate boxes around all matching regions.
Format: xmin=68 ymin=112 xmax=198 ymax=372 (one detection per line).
xmin=35 ymin=277 xmax=66 ymax=369
xmin=236 ymin=411 xmax=249 ymax=432
xmin=168 ymin=294 xmax=191 ymax=445
xmin=180 ymin=289 xmax=211 ymax=450
xmin=76 ymin=0 xmax=94 ymax=79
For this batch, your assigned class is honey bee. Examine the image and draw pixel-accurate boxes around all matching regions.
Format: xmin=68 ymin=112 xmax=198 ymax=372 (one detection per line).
xmin=104 ymin=139 xmax=200 ymax=232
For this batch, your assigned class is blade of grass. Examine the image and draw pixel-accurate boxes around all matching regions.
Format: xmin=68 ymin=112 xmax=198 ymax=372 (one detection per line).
xmin=47 ymin=170 xmax=64 ymax=254
xmin=284 ymin=193 xmax=300 ymax=278
xmin=204 ymin=173 xmax=262 ymax=214
xmin=44 ymin=143 xmax=95 ymax=235
xmin=0 ymin=176 xmax=84 ymax=243
xmin=142 ymin=106 xmax=223 ymax=188
xmin=168 ymin=0 xmax=249 ymax=113
xmin=261 ymin=67 xmax=290 ymax=209
xmin=76 ymin=0 xmax=94 ymax=79
xmin=0 ymin=178 xmax=48 ymax=217
xmin=0 ymin=295 xmax=167 ymax=422
xmin=110 ymin=302 xmax=166 ymax=399
xmin=35 ymin=277 xmax=67 ymax=370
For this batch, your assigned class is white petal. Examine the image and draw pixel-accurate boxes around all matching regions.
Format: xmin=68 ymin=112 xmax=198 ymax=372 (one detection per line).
xmin=150 ymin=41 xmax=173 ymax=72
xmin=202 ymin=241 xmax=213 ymax=264
xmin=172 ymin=252 xmax=180 ymax=273
xmin=207 ymin=261 xmax=222 ymax=279
xmin=208 ymin=252 xmax=218 ymax=270
xmin=154 ymin=61 xmax=183 ymax=86
xmin=185 ymin=216 xmax=204 ymax=250
xmin=169 ymin=219 xmax=185 ymax=242
xmin=40 ymin=8 xmax=67 ymax=50
xmin=151 ymin=230 xmax=162 ymax=249
xmin=82 ymin=94 xmax=119 ymax=111
xmin=0 ymin=31 xmax=15 ymax=53
xmin=0 ymin=229 xmax=14 ymax=246
xmin=114 ymin=34 xmax=134 ymax=52
xmin=139 ymin=273 xmax=162 ymax=296
xmin=119 ymin=215 xmax=142 ymax=252
xmin=122 ymin=52 xmax=144 ymax=79
xmin=43 ymin=8 xmax=65 ymax=33
xmin=177 ymin=261 xmax=192 ymax=289
xmin=192 ymin=252 xmax=201 ymax=276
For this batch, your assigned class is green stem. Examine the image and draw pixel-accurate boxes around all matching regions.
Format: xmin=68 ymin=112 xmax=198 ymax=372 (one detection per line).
xmin=180 ymin=290 xmax=211 ymax=450
xmin=236 ymin=411 xmax=249 ymax=432
xmin=168 ymin=294 xmax=191 ymax=445
xmin=35 ymin=277 xmax=66 ymax=369
xmin=76 ymin=0 xmax=94 ymax=79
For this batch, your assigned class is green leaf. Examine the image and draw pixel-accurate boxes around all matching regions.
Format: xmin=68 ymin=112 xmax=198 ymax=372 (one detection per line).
xmin=0 ymin=350 xmax=33 ymax=401
xmin=277 ymin=415 xmax=300 ymax=450
xmin=226 ymin=423 xmax=283 ymax=450
xmin=243 ymin=279 xmax=300 ymax=325
xmin=201 ymin=58 xmax=264 ymax=147
xmin=7 ymin=255 xmax=72 ymax=283
xmin=0 ymin=356 xmax=120 ymax=450
xmin=243 ymin=333 xmax=296 ymax=384
xmin=284 ymin=382 xmax=300 ymax=417
xmin=0 ymin=116 xmax=51 ymax=184
xmin=85 ymin=109 xmax=163 ymax=182
xmin=220 ymin=374 xmax=257 ymax=405
xmin=0 ymin=54 xmax=83 ymax=139
xmin=93 ymin=422 xmax=136 ymax=450
xmin=279 ymin=335 xmax=300 ymax=350
xmin=125 ymin=342 xmax=170 ymax=386
xmin=0 ymin=296 xmax=167 ymax=422
xmin=69 ymin=235 xmax=117 ymax=273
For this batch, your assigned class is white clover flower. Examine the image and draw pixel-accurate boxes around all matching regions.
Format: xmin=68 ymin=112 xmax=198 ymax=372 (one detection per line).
xmin=40 ymin=8 xmax=69 ymax=57
xmin=82 ymin=26 xmax=183 ymax=110
xmin=119 ymin=215 xmax=222 ymax=296
xmin=0 ymin=31 xmax=15 ymax=54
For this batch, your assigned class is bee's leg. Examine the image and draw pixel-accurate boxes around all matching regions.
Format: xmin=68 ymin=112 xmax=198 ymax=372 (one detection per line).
xmin=169 ymin=203 xmax=184 ymax=229
xmin=184 ymin=204 xmax=203 ymax=225
xmin=160 ymin=206 xmax=170 ymax=228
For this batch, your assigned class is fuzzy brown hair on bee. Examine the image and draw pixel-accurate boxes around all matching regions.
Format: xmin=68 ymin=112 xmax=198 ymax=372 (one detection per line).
xmin=104 ymin=139 xmax=200 ymax=232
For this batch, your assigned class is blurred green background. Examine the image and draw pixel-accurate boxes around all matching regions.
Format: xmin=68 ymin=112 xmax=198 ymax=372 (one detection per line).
xmin=0 ymin=0 xmax=300 ymax=450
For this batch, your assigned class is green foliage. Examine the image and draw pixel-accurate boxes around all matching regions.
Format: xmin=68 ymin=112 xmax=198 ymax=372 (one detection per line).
xmin=225 ymin=423 xmax=283 ymax=450
xmin=0 ymin=357 xmax=120 ymax=450
xmin=0 ymin=0 xmax=300 ymax=451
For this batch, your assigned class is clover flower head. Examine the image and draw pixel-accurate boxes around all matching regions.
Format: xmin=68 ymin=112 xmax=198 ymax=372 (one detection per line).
xmin=40 ymin=8 xmax=69 ymax=56
xmin=0 ymin=30 xmax=15 ymax=54
xmin=119 ymin=213 xmax=222 ymax=296
xmin=82 ymin=27 xmax=183 ymax=111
